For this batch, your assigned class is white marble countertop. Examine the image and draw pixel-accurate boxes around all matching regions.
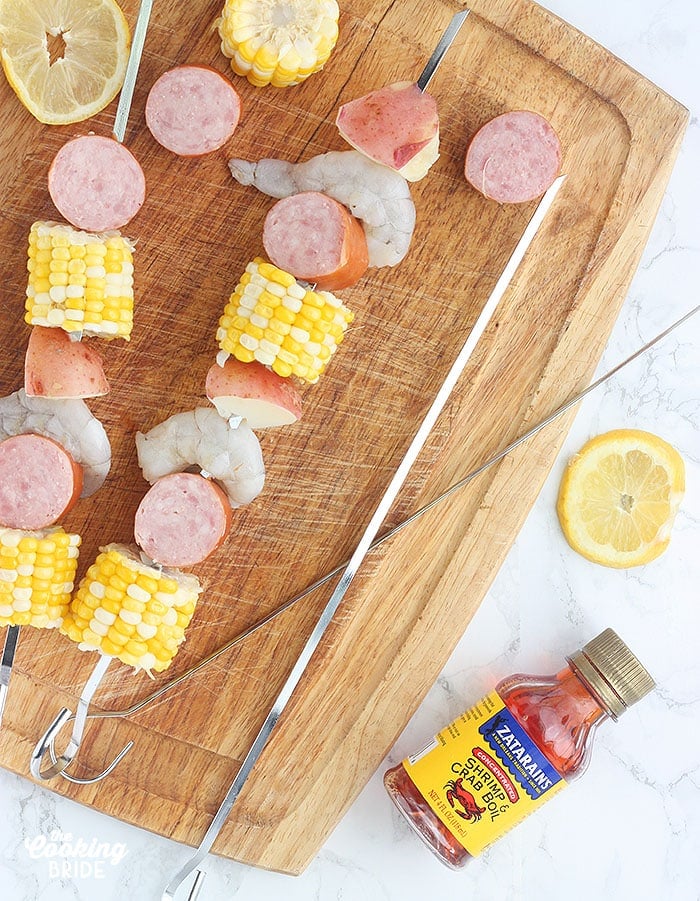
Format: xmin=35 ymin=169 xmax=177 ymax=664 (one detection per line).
xmin=2 ymin=1 xmax=699 ymax=899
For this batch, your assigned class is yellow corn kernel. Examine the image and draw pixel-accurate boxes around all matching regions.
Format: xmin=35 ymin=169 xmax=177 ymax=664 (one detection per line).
xmin=216 ymin=258 xmax=353 ymax=384
xmin=60 ymin=544 xmax=202 ymax=675
xmin=101 ymin=638 xmax=126 ymax=657
xmin=113 ymin=617 xmax=134 ymax=637
xmin=25 ymin=222 xmax=135 ymax=341
xmin=0 ymin=527 xmax=80 ymax=629
xmin=106 ymin=627 xmax=129 ymax=647
xmin=217 ymin=0 xmax=339 ymax=88
xmin=136 ymin=574 xmax=159 ymax=594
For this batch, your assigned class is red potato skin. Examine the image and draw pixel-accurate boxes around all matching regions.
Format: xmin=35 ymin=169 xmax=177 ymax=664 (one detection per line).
xmin=25 ymin=327 xmax=110 ymax=398
xmin=145 ymin=64 xmax=242 ymax=158
xmin=0 ymin=434 xmax=83 ymax=530
xmin=206 ymin=358 xmax=302 ymax=422
xmin=335 ymin=81 xmax=439 ymax=171
xmin=134 ymin=472 xmax=233 ymax=568
xmin=263 ymin=192 xmax=369 ymax=291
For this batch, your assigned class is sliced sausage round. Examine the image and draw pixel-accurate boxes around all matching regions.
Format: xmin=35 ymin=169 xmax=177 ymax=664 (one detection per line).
xmin=0 ymin=434 xmax=84 ymax=530
xmin=48 ymin=135 xmax=146 ymax=231
xmin=145 ymin=65 xmax=242 ymax=157
xmin=263 ymin=192 xmax=369 ymax=290
xmin=464 ymin=111 xmax=562 ymax=204
xmin=134 ymin=472 xmax=233 ymax=568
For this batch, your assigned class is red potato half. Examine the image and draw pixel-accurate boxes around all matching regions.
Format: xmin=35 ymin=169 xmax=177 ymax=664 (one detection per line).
xmin=48 ymin=134 xmax=146 ymax=231
xmin=263 ymin=192 xmax=369 ymax=291
xmin=206 ymin=358 xmax=302 ymax=428
xmin=336 ymin=80 xmax=440 ymax=182
xmin=145 ymin=65 xmax=242 ymax=157
xmin=0 ymin=434 xmax=83 ymax=530
xmin=25 ymin=327 xmax=110 ymax=398
xmin=464 ymin=110 xmax=562 ymax=204
xmin=134 ymin=472 xmax=232 ymax=568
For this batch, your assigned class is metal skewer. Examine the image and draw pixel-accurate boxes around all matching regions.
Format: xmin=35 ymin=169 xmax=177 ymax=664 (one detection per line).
xmin=0 ymin=625 xmax=20 ymax=727
xmin=113 ymin=0 xmax=154 ymax=143
xmin=0 ymin=0 xmax=153 ymax=740
xmin=417 ymin=8 xmax=470 ymax=91
xmin=162 ymin=176 xmax=566 ymax=900
xmin=30 ymin=654 xmax=132 ymax=781
xmin=35 ymin=302 xmax=698 ymax=783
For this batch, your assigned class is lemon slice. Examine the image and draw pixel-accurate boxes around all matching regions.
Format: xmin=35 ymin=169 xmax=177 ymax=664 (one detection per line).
xmin=0 ymin=0 xmax=130 ymax=125
xmin=557 ymin=429 xmax=685 ymax=568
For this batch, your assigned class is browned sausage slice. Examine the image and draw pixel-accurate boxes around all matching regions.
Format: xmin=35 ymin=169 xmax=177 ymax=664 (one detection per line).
xmin=263 ymin=192 xmax=369 ymax=290
xmin=465 ymin=111 xmax=562 ymax=204
xmin=134 ymin=472 xmax=233 ymax=568
xmin=145 ymin=65 xmax=242 ymax=157
xmin=0 ymin=434 xmax=83 ymax=529
xmin=48 ymin=135 xmax=146 ymax=231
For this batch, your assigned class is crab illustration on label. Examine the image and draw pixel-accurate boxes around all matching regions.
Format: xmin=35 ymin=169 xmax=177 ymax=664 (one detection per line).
xmin=444 ymin=778 xmax=486 ymax=821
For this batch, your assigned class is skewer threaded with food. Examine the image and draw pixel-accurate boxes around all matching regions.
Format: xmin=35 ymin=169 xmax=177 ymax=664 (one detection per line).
xmin=0 ymin=527 xmax=80 ymax=629
xmin=60 ymin=544 xmax=202 ymax=674
xmin=25 ymin=222 xmax=135 ymax=340
xmin=216 ymin=0 xmax=340 ymax=87
xmin=216 ymin=258 xmax=353 ymax=383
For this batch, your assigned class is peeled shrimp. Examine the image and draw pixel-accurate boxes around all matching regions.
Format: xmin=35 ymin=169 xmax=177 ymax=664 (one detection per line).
xmin=228 ymin=150 xmax=416 ymax=268
xmin=0 ymin=389 xmax=111 ymax=497
xmin=135 ymin=408 xmax=265 ymax=507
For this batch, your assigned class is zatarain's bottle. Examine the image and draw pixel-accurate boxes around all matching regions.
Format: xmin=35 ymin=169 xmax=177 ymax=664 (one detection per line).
xmin=383 ymin=628 xmax=654 ymax=868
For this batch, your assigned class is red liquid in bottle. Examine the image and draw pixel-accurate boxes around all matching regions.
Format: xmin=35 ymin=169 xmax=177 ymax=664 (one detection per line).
xmin=384 ymin=630 xmax=654 ymax=868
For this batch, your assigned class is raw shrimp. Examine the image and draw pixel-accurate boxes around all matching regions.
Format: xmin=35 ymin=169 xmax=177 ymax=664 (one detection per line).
xmin=228 ymin=150 xmax=417 ymax=268
xmin=135 ymin=408 xmax=265 ymax=507
xmin=0 ymin=389 xmax=111 ymax=497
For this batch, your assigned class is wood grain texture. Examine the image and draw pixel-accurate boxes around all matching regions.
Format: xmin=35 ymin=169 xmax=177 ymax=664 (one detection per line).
xmin=0 ymin=0 xmax=687 ymax=875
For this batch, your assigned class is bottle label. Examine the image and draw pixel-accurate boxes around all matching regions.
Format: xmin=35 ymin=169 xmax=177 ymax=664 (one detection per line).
xmin=402 ymin=690 xmax=566 ymax=855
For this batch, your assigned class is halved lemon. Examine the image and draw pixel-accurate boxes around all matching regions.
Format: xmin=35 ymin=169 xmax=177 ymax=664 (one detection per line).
xmin=0 ymin=0 xmax=130 ymax=125
xmin=557 ymin=429 xmax=685 ymax=568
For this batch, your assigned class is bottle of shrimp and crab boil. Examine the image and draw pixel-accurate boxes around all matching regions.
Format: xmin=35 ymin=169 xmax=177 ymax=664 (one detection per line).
xmin=384 ymin=630 xmax=655 ymax=868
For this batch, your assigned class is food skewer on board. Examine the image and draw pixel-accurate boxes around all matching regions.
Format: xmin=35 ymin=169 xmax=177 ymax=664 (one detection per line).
xmin=0 ymin=0 xmax=153 ymax=731
xmin=23 ymin=2 xmax=493 ymax=786
xmin=29 ymin=304 xmax=697 ymax=765
xmin=0 ymin=384 xmax=110 ymax=728
xmin=162 ymin=174 xmax=566 ymax=901
xmin=335 ymin=9 xmax=469 ymax=181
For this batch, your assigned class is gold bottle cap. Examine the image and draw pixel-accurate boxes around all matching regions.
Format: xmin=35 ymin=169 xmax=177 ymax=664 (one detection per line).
xmin=567 ymin=628 xmax=656 ymax=719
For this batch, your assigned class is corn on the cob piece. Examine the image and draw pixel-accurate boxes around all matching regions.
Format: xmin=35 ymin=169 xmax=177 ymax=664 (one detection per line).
xmin=217 ymin=0 xmax=339 ymax=88
xmin=216 ymin=257 xmax=353 ymax=383
xmin=0 ymin=527 xmax=81 ymax=629
xmin=25 ymin=221 xmax=135 ymax=340
xmin=60 ymin=544 xmax=202 ymax=675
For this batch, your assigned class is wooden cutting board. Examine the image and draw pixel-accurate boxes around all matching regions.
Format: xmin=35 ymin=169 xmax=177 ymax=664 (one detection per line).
xmin=0 ymin=0 xmax=688 ymax=875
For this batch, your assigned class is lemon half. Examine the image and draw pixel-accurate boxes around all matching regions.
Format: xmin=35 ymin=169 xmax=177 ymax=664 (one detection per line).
xmin=0 ymin=0 xmax=130 ymax=125
xmin=557 ymin=429 xmax=685 ymax=568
